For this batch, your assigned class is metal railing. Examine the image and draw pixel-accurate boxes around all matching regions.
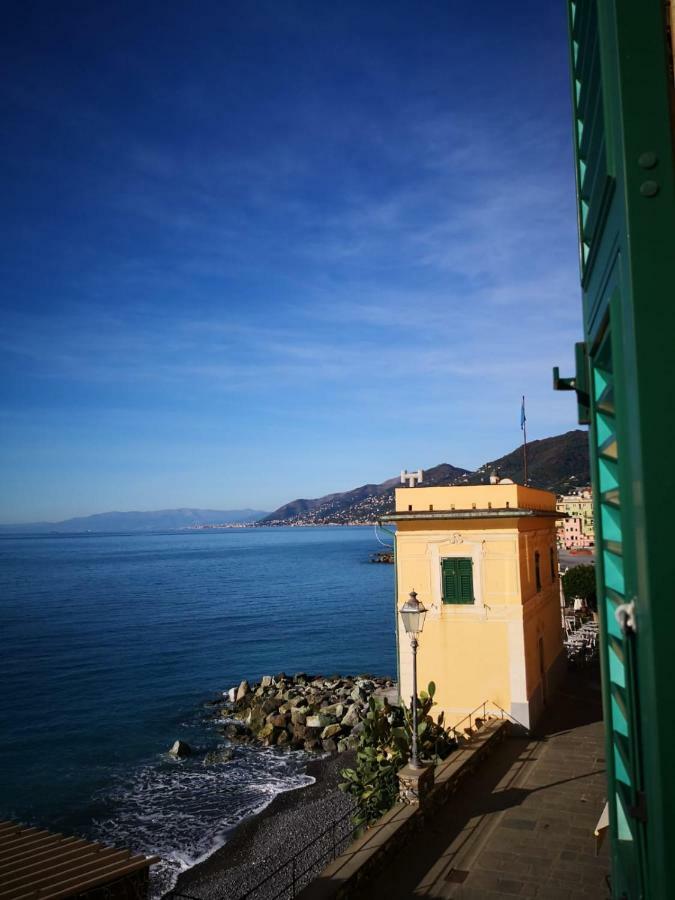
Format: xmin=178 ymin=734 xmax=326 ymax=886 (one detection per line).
xmin=449 ymin=700 xmax=528 ymax=740
xmin=448 ymin=701 xmax=493 ymax=740
xmin=168 ymin=806 xmax=360 ymax=900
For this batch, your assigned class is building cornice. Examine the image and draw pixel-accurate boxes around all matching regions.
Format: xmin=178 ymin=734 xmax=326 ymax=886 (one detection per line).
xmin=380 ymin=508 xmax=563 ymax=523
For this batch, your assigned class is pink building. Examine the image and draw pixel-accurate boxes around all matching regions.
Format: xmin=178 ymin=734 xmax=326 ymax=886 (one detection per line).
xmin=558 ymin=516 xmax=594 ymax=549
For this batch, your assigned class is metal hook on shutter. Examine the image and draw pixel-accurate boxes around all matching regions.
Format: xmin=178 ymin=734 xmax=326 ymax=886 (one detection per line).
xmin=615 ymin=600 xmax=637 ymax=635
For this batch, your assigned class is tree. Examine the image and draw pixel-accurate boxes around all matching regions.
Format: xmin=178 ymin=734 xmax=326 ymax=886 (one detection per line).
xmin=562 ymin=564 xmax=597 ymax=604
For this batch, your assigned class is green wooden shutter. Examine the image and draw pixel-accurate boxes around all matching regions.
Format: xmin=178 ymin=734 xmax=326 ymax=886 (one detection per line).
xmin=442 ymin=558 xmax=458 ymax=603
xmin=457 ymin=559 xmax=473 ymax=604
xmin=570 ymin=0 xmax=611 ymax=279
xmin=560 ymin=1 xmax=675 ymax=895
xmin=441 ymin=558 xmax=473 ymax=605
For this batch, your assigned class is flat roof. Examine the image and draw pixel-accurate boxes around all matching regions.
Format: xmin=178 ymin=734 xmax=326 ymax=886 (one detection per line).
xmin=0 ymin=820 xmax=159 ymax=900
xmin=381 ymin=508 xmax=562 ymax=523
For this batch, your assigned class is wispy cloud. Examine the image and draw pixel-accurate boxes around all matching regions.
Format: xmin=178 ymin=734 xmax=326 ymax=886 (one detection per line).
xmin=1 ymin=2 xmax=583 ymax=518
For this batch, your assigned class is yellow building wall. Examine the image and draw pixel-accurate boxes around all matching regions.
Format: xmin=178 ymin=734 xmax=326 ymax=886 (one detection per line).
xmin=393 ymin=499 xmax=565 ymax=731
xmin=396 ymin=483 xmax=557 ymax=513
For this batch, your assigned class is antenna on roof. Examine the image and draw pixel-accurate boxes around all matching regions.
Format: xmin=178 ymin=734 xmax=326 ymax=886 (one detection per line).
xmin=401 ymin=469 xmax=424 ymax=488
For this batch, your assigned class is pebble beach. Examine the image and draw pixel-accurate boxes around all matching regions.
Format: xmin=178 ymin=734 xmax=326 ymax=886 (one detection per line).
xmin=169 ymin=751 xmax=356 ymax=899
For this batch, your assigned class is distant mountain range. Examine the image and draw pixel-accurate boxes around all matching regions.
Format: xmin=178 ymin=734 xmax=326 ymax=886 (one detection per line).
xmin=0 ymin=508 xmax=268 ymax=535
xmin=260 ymin=430 xmax=590 ymax=525
xmin=1 ymin=431 xmax=590 ymax=533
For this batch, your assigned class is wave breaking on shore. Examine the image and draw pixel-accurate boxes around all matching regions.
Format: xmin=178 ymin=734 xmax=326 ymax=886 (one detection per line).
xmin=91 ymin=745 xmax=314 ymax=897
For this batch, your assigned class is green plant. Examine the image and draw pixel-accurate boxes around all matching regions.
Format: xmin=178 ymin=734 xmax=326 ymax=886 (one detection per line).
xmin=339 ymin=683 xmax=456 ymax=827
xmin=562 ymin=564 xmax=597 ymax=603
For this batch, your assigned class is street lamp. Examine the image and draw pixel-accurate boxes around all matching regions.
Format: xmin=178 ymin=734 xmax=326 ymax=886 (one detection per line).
xmin=399 ymin=589 xmax=427 ymax=769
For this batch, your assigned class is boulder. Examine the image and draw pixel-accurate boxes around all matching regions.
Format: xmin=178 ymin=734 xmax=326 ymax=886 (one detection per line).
xmin=289 ymin=696 xmax=308 ymax=709
xmin=247 ymin=707 xmax=266 ymax=733
xmin=262 ymin=698 xmax=282 ymax=714
xmin=266 ymin=714 xmax=287 ymax=728
xmin=236 ymin=680 xmax=251 ymax=702
xmin=350 ymin=686 xmax=366 ymax=702
xmin=222 ymin=722 xmax=244 ymax=739
xmin=227 ymin=687 xmax=237 ymax=702
xmin=321 ymin=723 xmax=342 ymax=740
xmin=258 ymin=723 xmax=279 ymax=745
xmin=306 ymin=714 xmax=335 ymax=729
xmin=322 ymin=738 xmax=338 ymax=753
xmin=304 ymin=726 xmax=322 ymax=740
xmin=304 ymin=738 xmax=321 ymax=751
xmin=261 ymin=675 xmax=273 ymax=688
xmin=322 ymin=703 xmax=345 ymax=719
xmin=168 ymin=740 xmax=192 ymax=759
xmin=341 ymin=704 xmax=361 ymax=728
xmin=276 ymin=730 xmax=290 ymax=747
xmin=203 ymin=747 xmax=234 ymax=765
xmin=290 ymin=708 xmax=307 ymax=726
xmin=291 ymin=723 xmax=307 ymax=740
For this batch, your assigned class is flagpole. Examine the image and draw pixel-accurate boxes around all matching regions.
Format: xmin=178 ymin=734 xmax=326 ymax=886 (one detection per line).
xmin=522 ymin=394 xmax=528 ymax=485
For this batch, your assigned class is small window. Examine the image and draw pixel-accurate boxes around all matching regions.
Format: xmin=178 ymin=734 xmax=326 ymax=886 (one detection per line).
xmin=506 ymin=501 xmax=510 ymax=509
xmin=472 ymin=502 xmax=476 ymax=509
xmin=441 ymin=557 xmax=474 ymax=604
xmin=429 ymin=504 xmax=434 ymax=511
xmin=408 ymin=504 xmax=413 ymax=511
xmin=535 ymin=551 xmax=541 ymax=592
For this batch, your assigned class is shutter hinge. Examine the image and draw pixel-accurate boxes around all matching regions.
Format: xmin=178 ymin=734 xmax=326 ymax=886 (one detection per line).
xmin=553 ymin=342 xmax=590 ymax=425
xmin=629 ymin=791 xmax=648 ymax=823
xmin=615 ymin=600 xmax=637 ymax=636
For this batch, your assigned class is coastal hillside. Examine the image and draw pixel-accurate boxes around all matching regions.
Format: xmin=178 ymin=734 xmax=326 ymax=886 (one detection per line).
xmin=260 ymin=464 xmax=471 ymax=526
xmin=261 ymin=430 xmax=589 ymax=525
xmin=467 ymin=430 xmax=590 ymax=493
xmin=0 ymin=508 xmax=268 ymax=534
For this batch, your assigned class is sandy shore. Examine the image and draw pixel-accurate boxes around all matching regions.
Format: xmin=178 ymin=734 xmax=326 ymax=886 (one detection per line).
xmin=168 ymin=751 xmax=356 ymax=899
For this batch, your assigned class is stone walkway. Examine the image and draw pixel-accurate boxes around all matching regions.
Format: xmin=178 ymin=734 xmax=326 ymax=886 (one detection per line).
xmin=377 ymin=666 xmax=610 ymax=899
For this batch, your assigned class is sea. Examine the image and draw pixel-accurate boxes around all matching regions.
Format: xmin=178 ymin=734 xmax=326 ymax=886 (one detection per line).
xmin=0 ymin=526 xmax=395 ymax=895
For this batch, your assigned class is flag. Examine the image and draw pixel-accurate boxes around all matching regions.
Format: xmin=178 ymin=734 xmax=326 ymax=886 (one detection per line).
xmin=520 ymin=396 xmax=526 ymax=430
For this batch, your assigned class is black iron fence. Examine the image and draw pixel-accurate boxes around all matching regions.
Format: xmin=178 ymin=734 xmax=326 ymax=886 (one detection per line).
xmin=168 ymin=806 xmax=359 ymax=900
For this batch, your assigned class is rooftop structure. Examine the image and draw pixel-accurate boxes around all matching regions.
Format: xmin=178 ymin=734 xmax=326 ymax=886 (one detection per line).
xmin=0 ymin=821 xmax=158 ymax=900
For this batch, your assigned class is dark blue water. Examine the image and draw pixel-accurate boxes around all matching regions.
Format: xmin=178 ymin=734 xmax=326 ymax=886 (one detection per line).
xmin=0 ymin=527 xmax=395 ymax=893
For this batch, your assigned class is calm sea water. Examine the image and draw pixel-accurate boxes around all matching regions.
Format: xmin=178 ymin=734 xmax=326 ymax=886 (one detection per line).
xmin=0 ymin=527 xmax=395 ymax=893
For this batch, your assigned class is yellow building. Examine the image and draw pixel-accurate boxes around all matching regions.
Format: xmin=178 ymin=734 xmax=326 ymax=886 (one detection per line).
xmin=381 ymin=481 xmax=565 ymax=731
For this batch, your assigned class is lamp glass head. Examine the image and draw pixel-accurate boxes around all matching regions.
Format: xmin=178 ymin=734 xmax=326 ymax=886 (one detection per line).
xmin=400 ymin=590 xmax=427 ymax=635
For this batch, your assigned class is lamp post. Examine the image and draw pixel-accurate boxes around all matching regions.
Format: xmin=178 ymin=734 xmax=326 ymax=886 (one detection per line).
xmin=399 ymin=589 xmax=427 ymax=769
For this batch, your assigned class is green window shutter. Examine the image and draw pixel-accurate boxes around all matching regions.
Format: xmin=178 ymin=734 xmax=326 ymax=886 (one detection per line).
xmin=441 ymin=558 xmax=474 ymax=605
xmin=442 ymin=558 xmax=458 ymax=603
xmin=457 ymin=558 xmax=473 ymax=603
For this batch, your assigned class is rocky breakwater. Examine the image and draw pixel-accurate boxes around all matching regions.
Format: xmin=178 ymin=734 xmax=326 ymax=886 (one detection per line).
xmin=215 ymin=674 xmax=395 ymax=754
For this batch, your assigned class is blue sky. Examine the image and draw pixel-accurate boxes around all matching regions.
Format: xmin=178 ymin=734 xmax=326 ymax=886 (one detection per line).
xmin=1 ymin=1 xmax=582 ymax=522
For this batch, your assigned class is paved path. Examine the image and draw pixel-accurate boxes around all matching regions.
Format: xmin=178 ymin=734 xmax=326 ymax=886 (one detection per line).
xmin=377 ymin=667 xmax=609 ymax=899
